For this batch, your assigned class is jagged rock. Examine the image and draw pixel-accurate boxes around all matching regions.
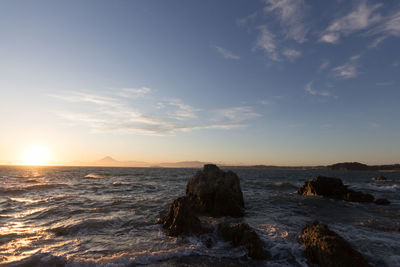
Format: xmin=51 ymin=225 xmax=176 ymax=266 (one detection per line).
xmin=298 ymin=176 xmax=375 ymax=203
xmin=218 ymin=222 xmax=269 ymax=260
xmin=186 ymin=164 xmax=244 ymax=217
xmin=297 ymin=176 xmax=348 ymax=197
xmin=374 ymin=198 xmax=390 ymax=205
xmin=162 ymin=196 xmax=205 ymax=236
xmin=299 ymin=221 xmax=371 ymax=267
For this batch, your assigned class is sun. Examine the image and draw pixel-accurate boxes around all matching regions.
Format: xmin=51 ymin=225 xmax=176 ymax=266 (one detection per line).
xmin=22 ymin=145 xmax=51 ymax=166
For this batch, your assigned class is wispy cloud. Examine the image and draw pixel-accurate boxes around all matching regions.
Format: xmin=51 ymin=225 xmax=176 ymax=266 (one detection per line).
xmin=320 ymin=1 xmax=382 ymax=44
xmin=304 ymin=81 xmax=332 ymax=97
xmin=264 ymin=0 xmax=308 ymax=43
xmin=254 ymin=25 xmax=279 ymax=61
xmin=282 ymin=48 xmax=302 ymax=61
xmin=259 ymin=99 xmax=270 ymax=105
xmin=51 ymin=89 xmax=261 ymax=135
xmin=214 ymin=45 xmax=240 ymax=60
xmin=119 ymin=87 xmax=152 ymax=98
xmin=332 ymin=54 xmax=361 ymax=79
xmin=237 ymin=12 xmax=258 ymax=26
xmin=318 ymin=59 xmax=330 ymax=71
xmin=213 ymin=106 xmax=261 ymax=124
xmin=369 ymin=10 xmax=400 ymax=47
xmin=165 ymin=98 xmax=198 ymax=120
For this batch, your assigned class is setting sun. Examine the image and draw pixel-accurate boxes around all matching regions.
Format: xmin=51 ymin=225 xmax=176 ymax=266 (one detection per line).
xmin=22 ymin=145 xmax=51 ymax=166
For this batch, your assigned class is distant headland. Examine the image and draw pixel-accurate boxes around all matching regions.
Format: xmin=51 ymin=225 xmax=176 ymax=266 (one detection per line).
xmin=47 ymin=157 xmax=400 ymax=171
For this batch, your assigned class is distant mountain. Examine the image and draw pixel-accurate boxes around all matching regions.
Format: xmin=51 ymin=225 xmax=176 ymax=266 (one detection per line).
xmin=89 ymin=156 xmax=149 ymax=167
xmin=96 ymin=156 xmax=119 ymax=164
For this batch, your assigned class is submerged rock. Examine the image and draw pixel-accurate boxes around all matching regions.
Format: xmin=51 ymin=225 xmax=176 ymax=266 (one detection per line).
xmin=186 ymin=164 xmax=244 ymax=217
xmin=373 ymin=175 xmax=387 ymax=181
xmin=298 ymin=176 xmax=375 ymax=203
xmin=218 ymin=222 xmax=269 ymax=260
xmin=299 ymin=221 xmax=371 ymax=267
xmin=374 ymin=198 xmax=390 ymax=205
xmin=162 ymin=196 xmax=205 ymax=236
xmin=343 ymin=189 xmax=374 ymax=203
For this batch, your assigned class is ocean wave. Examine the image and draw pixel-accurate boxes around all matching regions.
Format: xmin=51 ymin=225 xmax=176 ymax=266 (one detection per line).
xmin=84 ymin=173 xmax=104 ymax=179
xmin=267 ymin=182 xmax=298 ymax=191
xmin=112 ymin=181 xmax=130 ymax=186
xmin=49 ymin=217 xmax=123 ymax=236
xmin=366 ymin=183 xmax=399 ymax=192
xmin=14 ymin=175 xmax=45 ymax=179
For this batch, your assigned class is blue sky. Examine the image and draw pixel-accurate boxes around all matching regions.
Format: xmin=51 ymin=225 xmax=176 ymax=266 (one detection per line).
xmin=0 ymin=0 xmax=399 ymax=165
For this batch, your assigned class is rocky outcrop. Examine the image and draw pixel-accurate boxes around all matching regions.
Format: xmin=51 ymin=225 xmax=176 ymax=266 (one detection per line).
xmin=218 ymin=222 xmax=269 ymax=260
xmin=298 ymin=176 xmax=376 ymax=203
xmin=186 ymin=164 xmax=244 ymax=217
xmin=162 ymin=197 xmax=205 ymax=236
xmin=299 ymin=221 xmax=371 ymax=267
xmin=162 ymin=165 xmax=268 ymax=260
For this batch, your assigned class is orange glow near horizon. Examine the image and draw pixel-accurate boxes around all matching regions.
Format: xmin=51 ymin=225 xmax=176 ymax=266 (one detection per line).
xmin=21 ymin=145 xmax=51 ymax=166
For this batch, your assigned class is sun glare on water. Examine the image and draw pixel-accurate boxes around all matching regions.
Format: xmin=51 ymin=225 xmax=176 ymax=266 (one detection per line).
xmin=22 ymin=145 xmax=51 ymax=166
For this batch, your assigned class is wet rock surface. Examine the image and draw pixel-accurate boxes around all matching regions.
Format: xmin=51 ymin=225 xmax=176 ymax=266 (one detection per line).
xmin=162 ymin=196 xmax=206 ymax=236
xmin=299 ymin=221 xmax=371 ymax=267
xmin=186 ymin=164 xmax=245 ymax=217
xmin=298 ymin=176 xmax=378 ymax=203
xmin=218 ymin=222 xmax=269 ymax=260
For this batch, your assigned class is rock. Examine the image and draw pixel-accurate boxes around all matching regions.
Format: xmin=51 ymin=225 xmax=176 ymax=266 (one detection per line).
xmin=298 ymin=176 xmax=375 ymax=203
xmin=186 ymin=164 xmax=244 ymax=217
xmin=373 ymin=175 xmax=387 ymax=181
xmin=299 ymin=221 xmax=371 ymax=267
xmin=343 ymin=189 xmax=374 ymax=203
xmin=162 ymin=196 xmax=205 ymax=236
xmin=297 ymin=176 xmax=348 ymax=197
xmin=218 ymin=222 xmax=269 ymax=260
xmin=374 ymin=198 xmax=390 ymax=205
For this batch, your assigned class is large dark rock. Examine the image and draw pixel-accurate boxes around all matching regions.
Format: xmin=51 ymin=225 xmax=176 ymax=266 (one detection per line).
xmin=218 ymin=222 xmax=269 ymax=260
xmin=186 ymin=164 xmax=244 ymax=217
xmin=299 ymin=221 xmax=371 ymax=267
xmin=298 ymin=176 xmax=375 ymax=203
xmin=162 ymin=196 xmax=205 ymax=236
xmin=297 ymin=176 xmax=348 ymax=197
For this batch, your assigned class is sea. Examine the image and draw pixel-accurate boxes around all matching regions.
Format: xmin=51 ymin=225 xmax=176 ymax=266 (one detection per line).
xmin=0 ymin=166 xmax=399 ymax=266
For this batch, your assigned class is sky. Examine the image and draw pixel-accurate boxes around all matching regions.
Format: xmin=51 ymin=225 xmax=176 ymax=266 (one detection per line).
xmin=0 ymin=0 xmax=400 ymax=166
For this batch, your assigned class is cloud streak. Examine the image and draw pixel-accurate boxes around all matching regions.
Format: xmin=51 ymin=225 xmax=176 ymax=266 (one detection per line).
xmin=214 ymin=45 xmax=240 ymax=60
xmin=51 ymin=89 xmax=261 ymax=135
xmin=320 ymin=1 xmax=382 ymax=44
xmin=332 ymin=54 xmax=361 ymax=79
xmin=255 ymin=25 xmax=279 ymax=61
xmin=305 ymin=82 xmax=331 ymax=97
xmin=264 ymin=0 xmax=308 ymax=43
xmin=369 ymin=10 xmax=400 ymax=47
